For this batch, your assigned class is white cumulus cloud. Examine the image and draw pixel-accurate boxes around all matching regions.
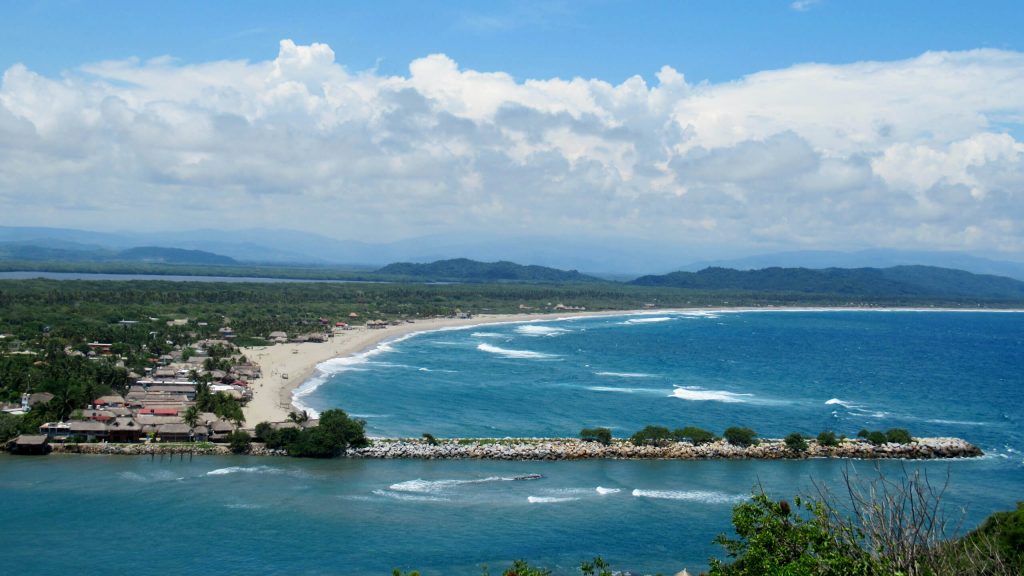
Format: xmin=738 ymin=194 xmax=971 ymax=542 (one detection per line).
xmin=0 ymin=40 xmax=1022 ymax=256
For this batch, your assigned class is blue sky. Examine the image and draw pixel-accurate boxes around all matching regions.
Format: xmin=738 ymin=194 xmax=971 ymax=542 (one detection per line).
xmin=3 ymin=1 xmax=1022 ymax=83
xmin=1 ymin=1 xmax=1023 ymax=262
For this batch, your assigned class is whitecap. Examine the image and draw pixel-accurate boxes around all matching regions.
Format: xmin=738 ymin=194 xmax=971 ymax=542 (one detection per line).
xmin=372 ymin=489 xmax=450 ymax=503
xmin=594 ymin=371 xmax=655 ymax=378
xmin=515 ymin=325 xmax=569 ymax=337
xmin=623 ymin=317 xmax=674 ymax=324
xmin=671 ymin=386 xmax=752 ymax=403
xmin=631 ymin=489 xmax=747 ymax=504
xmin=471 ymin=332 xmax=504 ymax=338
xmin=224 ymin=503 xmax=264 ymax=510
xmin=476 ymin=343 xmax=558 ymax=359
xmin=206 ymin=466 xmax=301 ymax=477
xmin=587 ymin=386 xmax=669 ymax=395
xmin=389 ymin=476 xmax=511 ymax=493
xmin=527 ymin=496 xmax=579 ymax=504
xmin=596 ymin=487 xmax=621 ymax=495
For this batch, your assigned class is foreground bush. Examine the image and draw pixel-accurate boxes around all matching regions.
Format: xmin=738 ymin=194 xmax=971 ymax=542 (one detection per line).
xmin=579 ymin=427 xmax=612 ymax=445
xmin=723 ymin=426 xmax=757 ymax=447
xmin=674 ymin=426 xmax=716 ymax=445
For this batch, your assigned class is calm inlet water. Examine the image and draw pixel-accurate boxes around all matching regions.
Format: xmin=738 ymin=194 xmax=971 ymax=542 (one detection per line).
xmin=2 ymin=311 xmax=1022 ymax=575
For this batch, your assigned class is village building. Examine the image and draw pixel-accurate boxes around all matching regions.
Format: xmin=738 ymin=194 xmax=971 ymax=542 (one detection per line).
xmin=7 ymin=435 xmax=50 ymax=455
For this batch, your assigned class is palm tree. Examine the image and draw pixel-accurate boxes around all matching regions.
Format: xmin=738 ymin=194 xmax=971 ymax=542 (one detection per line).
xmin=184 ymin=405 xmax=200 ymax=430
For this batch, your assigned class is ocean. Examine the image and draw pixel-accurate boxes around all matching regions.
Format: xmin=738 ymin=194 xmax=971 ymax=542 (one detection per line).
xmin=2 ymin=311 xmax=1022 ymax=575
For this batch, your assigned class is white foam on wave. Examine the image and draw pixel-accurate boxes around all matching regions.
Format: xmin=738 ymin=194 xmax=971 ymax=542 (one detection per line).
xmin=372 ymin=489 xmax=450 ymax=503
xmin=206 ymin=465 xmax=299 ymax=477
xmin=476 ymin=343 xmax=558 ymax=359
xmin=825 ymin=398 xmax=888 ymax=419
xmin=119 ymin=470 xmax=180 ymax=483
xmin=595 ymin=371 xmax=655 ymax=378
xmin=671 ymin=386 xmax=752 ymax=403
xmin=528 ymin=496 xmax=579 ymax=504
xmin=596 ymin=486 xmax=621 ymax=495
xmin=925 ymin=418 xmax=990 ymax=426
xmin=515 ymin=325 xmax=569 ymax=337
xmin=631 ymin=489 xmax=747 ymax=504
xmin=623 ymin=316 xmax=674 ymax=324
xmin=471 ymin=332 xmax=504 ymax=338
xmin=389 ymin=476 xmax=512 ymax=493
xmin=224 ymin=503 xmax=264 ymax=510
xmin=587 ymin=386 xmax=668 ymax=395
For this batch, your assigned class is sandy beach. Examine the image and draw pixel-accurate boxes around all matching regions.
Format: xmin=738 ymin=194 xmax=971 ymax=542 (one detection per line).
xmin=240 ymin=311 xmax=622 ymax=425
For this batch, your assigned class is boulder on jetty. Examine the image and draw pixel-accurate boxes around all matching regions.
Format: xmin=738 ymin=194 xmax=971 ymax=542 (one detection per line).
xmin=348 ymin=437 xmax=983 ymax=461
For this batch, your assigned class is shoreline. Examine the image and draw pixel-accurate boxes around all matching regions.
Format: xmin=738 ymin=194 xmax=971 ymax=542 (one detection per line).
xmin=240 ymin=309 xmax=636 ymax=424
xmin=239 ymin=306 xmax=1023 ymax=425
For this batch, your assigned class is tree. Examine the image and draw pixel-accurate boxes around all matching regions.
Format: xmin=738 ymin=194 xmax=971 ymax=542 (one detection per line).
xmin=724 ymin=427 xmax=757 ymax=447
xmin=674 ymin=426 xmax=715 ymax=445
xmin=817 ymin=430 xmax=839 ymax=447
xmin=579 ymin=427 xmax=612 ymax=445
xmin=629 ymin=425 xmax=673 ymax=446
xmin=183 ymin=405 xmax=200 ymax=430
xmin=288 ymin=410 xmax=309 ymax=425
xmin=709 ymin=491 xmax=872 ymax=575
xmin=287 ymin=409 xmax=367 ymax=458
xmin=228 ymin=430 xmax=251 ymax=454
xmin=784 ymin=432 xmax=808 ymax=453
xmin=885 ymin=428 xmax=913 ymax=444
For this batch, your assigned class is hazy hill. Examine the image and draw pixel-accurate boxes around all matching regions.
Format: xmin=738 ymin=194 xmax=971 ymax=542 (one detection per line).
xmin=630 ymin=266 xmax=1024 ymax=300
xmin=377 ymin=258 xmax=601 ymax=283
xmin=0 ymin=242 xmax=237 ymax=266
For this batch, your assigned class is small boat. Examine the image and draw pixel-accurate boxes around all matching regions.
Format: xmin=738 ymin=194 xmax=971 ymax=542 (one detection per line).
xmin=513 ymin=474 xmax=543 ymax=481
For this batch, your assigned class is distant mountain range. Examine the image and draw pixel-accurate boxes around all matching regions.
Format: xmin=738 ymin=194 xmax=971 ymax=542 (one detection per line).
xmin=1 ymin=225 xmax=1024 ymax=280
xmin=377 ymin=258 xmax=599 ymax=283
xmin=631 ymin=266 xmax=1024 ymax=300
xmin=0 ymin=242 xmax=236 ymax=265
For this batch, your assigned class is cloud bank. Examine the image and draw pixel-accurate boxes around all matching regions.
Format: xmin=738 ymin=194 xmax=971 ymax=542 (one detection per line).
xmin=1 ymin=40 xmax=1022 ymax=255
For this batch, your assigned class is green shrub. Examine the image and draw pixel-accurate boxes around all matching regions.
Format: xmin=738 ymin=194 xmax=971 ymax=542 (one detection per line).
xmin=228 ymin=430 xmax=251 ymax=454
xmin=885 ymin=428 xmax=912 ymax=444
xmin=857 ymin=428 xmax=870 ymax=439
xmin=817 ymin=430 xmax=839 ymax=447
xmin=967 ymin=502 xmax=1024 ymax=572
xmin=723 ymin=426 xmax=757 ymax=447
xmin=673 ymin=426 xmax=716 ymax=445
xmin=422 ymin=433 xmax=439 ymax=445
xmin=254 ymin=421 xmax=273 ymax=441
xmin=579 ymin=427 xmax=612 ymax=445
xmin=784 ymin=432 xmax=808 ymax=452
xmin=865 ymin=431 xmax=888 ymax=446
xmin=629 ymin=425 xmax=673 ymax=446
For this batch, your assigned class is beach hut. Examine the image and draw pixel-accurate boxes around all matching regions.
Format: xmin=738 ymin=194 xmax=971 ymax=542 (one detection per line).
xmin=8 ymin=435 xmax=50 ymax=455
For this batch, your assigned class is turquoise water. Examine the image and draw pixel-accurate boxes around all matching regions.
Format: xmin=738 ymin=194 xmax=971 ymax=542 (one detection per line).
xmin=2 ymin=311 xmax=1022 ymax=575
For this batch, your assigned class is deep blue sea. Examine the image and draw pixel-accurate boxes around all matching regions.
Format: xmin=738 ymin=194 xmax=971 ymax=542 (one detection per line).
xmin=2 ymin=311 xmax=1022 ymax=575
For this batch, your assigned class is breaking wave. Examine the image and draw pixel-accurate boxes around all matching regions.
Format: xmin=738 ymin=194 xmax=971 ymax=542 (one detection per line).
xmin=476 ymin=343 xmax=558 ymax=359
xmin=206 ymin=466 xmax=303 ymax=477
xmin=594 ymin=371 xmax=655 ymax=378
xmin=623 ymin=316 xmax=674 ymax=324
xmin=671 ymin=386 xmax=753 ymax=403
xmin=527 ymin=496 xmax=579 ymax=504
xmin=596 ymin=486 xmax=621 ymax=495
xmin=631 ymin=489 xmax=747 ymax=504
xmin=372 ymin=489 xmax=450 ymax=503
xmin=389 ymin=476 xmax=513 ymax=493
xmin=471 ymin=332 xmax=504 ymax=338
xmin=515 ymin=325 xmax=569 ymax=337
xmin=587 ymin=386 xmax=669 ymax=394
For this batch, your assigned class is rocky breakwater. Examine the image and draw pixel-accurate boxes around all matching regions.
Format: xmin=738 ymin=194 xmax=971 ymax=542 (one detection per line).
xmin=349 ymin=437 xmax=983 ymax=461
xmin=53 ymin=442 xmax=233 ymax=456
